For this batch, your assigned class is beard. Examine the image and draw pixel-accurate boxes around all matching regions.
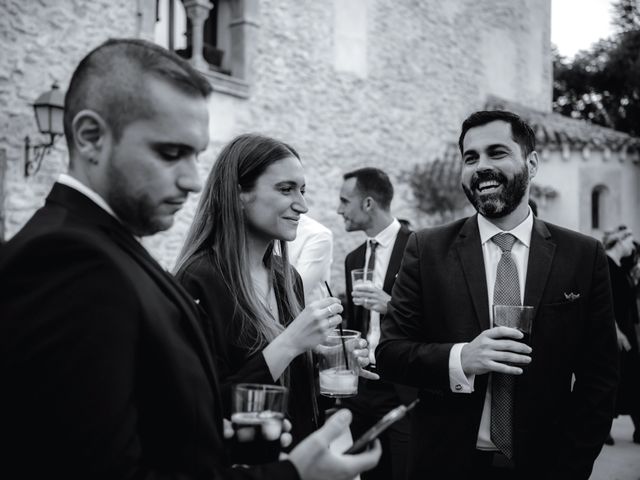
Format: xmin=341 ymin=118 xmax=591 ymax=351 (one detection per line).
xmin=462 ymin=166 xmax=529 ymax=218
xmin=105 ymin=162 xmax=171 ymax=237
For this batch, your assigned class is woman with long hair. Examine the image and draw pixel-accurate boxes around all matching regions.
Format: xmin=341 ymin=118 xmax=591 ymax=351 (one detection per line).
xmin=174 ymin=133 xmax=368 ymax=443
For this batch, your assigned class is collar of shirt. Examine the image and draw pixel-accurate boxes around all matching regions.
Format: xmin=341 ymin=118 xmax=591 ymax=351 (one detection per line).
xmin=477 ymin=207 xmax=534 ymax=248
xmin=369 ymin=218 xmax=401 ymax=248
xmin=58 ymin=173 xmax=120 ymax=221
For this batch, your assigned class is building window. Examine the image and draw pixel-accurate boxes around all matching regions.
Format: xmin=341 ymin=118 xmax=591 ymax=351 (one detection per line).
xmin=154 ymin=0 xmax=257 ymax=98
xmin=154 ymin=0 xmax=188 ymax=52
xmin=591 ymin=184 xmax=610 ymax=230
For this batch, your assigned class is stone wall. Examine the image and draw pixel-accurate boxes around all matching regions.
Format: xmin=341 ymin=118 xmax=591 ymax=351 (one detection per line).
xmin=0 ymin=0 xmax=140 ymax=237
xmin=1 ymin=0 xmax=552 ymax=294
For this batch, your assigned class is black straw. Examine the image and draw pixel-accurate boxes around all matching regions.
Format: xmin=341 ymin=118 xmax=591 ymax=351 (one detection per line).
xmin=324 ymin=281 xmax=350 ymax=370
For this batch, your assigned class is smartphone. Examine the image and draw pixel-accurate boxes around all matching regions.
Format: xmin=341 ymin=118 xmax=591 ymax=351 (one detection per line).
xmin=343 ymin=399 xmax=419 ymax=454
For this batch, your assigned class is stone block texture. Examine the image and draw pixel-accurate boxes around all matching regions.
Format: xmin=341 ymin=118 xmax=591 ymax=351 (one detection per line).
xmin=1 ymin=0 xmax=552 ymax=295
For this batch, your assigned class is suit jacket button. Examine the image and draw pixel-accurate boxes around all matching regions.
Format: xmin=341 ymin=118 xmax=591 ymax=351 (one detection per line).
xmin=455 ymin=384 xmax=462 ymax=391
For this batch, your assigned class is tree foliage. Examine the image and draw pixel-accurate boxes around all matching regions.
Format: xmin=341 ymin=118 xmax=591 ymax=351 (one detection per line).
xmin=553 ymin=0 xmax=640 ymax=136
xmin=404 ymin=156 xmax=468 ymax=222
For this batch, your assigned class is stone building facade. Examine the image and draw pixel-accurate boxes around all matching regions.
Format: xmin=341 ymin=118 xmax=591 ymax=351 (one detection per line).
xmin=4 ymin=0 xmax=614 ymax=295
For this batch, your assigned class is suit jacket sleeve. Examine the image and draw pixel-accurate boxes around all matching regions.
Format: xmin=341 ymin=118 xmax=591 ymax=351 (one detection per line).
xmin=376 ymin=232 xmax=454 ymax=390
xmin=175 ymin=256 xmax=275 ymax=416
xmin=0 ymin=232 xmax=299 ymax=480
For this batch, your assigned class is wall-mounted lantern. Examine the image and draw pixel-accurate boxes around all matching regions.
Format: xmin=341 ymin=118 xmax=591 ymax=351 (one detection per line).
xmin=24 ymin=82 xmax=65 ymax=177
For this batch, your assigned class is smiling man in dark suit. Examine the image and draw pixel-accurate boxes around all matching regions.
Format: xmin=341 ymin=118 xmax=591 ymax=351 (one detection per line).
xmin=0 ymin=38 xmax=380 ymax=480
xmin=377 ymin=110 xmax=619 ymax=479
xmin=337 ymin=167 xmax=416 ymax=480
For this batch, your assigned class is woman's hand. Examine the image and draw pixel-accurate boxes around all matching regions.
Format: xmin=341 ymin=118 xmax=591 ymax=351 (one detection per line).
xmin=281 ymin=297 xmax=344 ymax=355
xmin=264 ymin=297 xmax=343 ymax=381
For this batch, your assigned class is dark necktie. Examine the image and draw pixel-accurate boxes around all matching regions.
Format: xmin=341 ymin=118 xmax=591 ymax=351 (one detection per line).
xmin=366 ymin=239 xmax=378 ymax=275
xmin=490 ymin=233 xmax=519 ymax=459
xmin=361 ymin=239 xmax=378 ymax=336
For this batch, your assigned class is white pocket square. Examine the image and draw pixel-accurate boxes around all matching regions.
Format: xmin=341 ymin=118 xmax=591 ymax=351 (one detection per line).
xmin=564 ymin=292 xmax=580 ymax=301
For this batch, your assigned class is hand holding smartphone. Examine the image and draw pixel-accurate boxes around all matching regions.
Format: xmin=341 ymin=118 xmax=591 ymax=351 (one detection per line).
xmin=343 ymin=399 xmax=419 ymax=454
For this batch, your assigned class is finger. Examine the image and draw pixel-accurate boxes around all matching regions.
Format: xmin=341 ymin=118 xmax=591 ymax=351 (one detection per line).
xmin=314 ymin=409 xmax=352 ymax=445
xmin=487 ymin=360 xmax=524 ymax=375
xmin=492 ymin=339 xmax=532 ymax=354
xmin=342 ymin=439 xmax=382 ymax=474
xmin=223 ymin=418 xmax=234 ymax=439
xmin=326 ymin=303 xmax=345 ymax=316
xmin=359 ymin=369 xmax=380 ymax=380
xmin=492 ymin=351 xmax=531 ymax=365
xmin=311 ymin=297 xmax=342 ymax=309
xmin=283 ymin=418 xmax=292 ymax=433
xmin=354 ymin=348 xmax=370 ymax=360
xmin=486 ymin=326 xmax=525 ymax=340
xmin=328 ymin=316 xmax=343 ymax=328
xmin=358 ymin=338 xmax=368 ymax=349
xmin=280 ymin=432 xmax=293 ymax=449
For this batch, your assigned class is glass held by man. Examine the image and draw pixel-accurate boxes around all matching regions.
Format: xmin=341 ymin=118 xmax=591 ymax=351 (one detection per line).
xmin=351 ymin=268 xmax=374 ymax=306
xmin=230 ymin=383 xmax=288 ymax=466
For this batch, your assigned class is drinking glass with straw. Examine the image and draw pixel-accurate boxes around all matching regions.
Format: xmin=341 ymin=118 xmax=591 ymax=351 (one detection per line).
xmin=317 ymin=281 xmax=360 ymax=397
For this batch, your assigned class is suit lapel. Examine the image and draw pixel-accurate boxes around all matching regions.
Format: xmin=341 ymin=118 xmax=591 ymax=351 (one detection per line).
xmin=383 ymin=227 xmax=411 ymax=293
xmin=523 ymin=219 xmax=555 ymax=314
xmin=455 ymin=216 xmax=491 ymax=331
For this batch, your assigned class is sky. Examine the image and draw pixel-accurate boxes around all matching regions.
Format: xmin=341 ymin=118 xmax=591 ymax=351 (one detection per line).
xmin=551 ymin=0 xmax=616 ymax=58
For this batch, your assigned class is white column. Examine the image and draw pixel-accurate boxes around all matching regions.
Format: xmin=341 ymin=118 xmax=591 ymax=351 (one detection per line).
xmin=183 ymin=0 xmax=214 ymax=69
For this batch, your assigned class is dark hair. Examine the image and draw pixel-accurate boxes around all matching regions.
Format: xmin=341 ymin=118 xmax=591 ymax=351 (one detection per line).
xmin=603 ymin=225 xmax=633 ymax=250
xmin=343 ymin=167 xmax=394 ymax=210
xmin=64 ymin=38 xmax=212 ymax=153
xmin=458 ymin=110 xmax=536 ymax=159
xmin=176 ymin=133 xmax=302 ymax=354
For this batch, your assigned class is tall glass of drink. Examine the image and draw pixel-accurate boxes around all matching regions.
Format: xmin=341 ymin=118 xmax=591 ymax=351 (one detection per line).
xmin=317 ymin=329 xmax=361 ymax=397
xmin=351 ymin=268 xmax=374 ymax=307
xmin=493 ymin=305 xmax=535 ymax=367
xmin=230 ymin=383 xmax=288 ymax=466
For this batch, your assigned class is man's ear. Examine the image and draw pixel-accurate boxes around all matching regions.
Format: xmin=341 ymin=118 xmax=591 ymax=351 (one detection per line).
xmin=362 ymin=196 xmax=374 ymax=211
xmin=527 ymin=151 xmax=539 ymax=179
xmin=71 ymin=110 xmax=109 ymax=164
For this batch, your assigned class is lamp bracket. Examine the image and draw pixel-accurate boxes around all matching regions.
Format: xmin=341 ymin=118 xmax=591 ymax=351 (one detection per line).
xmin=24 ymin=133 xmax=59 ymax=177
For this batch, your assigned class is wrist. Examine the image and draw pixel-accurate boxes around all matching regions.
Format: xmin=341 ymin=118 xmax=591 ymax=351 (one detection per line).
xmin=272 ymin=330 xmax=303 ymax=358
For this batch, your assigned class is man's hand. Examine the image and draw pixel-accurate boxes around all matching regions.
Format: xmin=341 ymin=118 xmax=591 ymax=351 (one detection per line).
xmin=288 ymin=409 xmax=381 ymax=480
xmin=616 ymin=328 xmax=632 ymax=352
xmin=351 ymin=338 xmax=380 ymax=380
xmin=460 ymin=326 xmax=532 ymax=376
xmin=223 ymin=418 xmax=293 ymax=449
xmin=352 ymin=284 xmax=391 ymax=314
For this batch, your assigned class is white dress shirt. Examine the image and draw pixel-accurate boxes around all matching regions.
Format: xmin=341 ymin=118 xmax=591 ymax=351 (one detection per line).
xmin=365 ymin=218 xmax=401 ymax=364
xmin=57 ymin=173 xmax=119 ymax=220
xmin=448 ymin=209 xmax=533 ymax=450
xmin=287 ymin=214 xmax=333 ymax=305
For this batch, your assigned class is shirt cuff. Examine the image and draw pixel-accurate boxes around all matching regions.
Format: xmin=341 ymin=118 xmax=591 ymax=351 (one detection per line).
xmin=449 ymin=343 xmax=475 ymax=393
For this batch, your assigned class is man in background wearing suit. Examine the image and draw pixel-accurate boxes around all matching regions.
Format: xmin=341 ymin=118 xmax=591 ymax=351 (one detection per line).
xmin=377 ymin=110 xmax=619 ymax=479
xmin=337 ymin=167 xmax=416 ymax=480
xmin=0 ymin=38 xmax=380 ymax=480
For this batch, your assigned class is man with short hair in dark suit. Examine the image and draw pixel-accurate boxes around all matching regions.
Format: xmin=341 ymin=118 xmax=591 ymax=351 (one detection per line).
xmin=337 ymin=167 xmax=417 ymax=480
xmin=0 ymin=38 xmax=380 ymax=480
xmin=376 ymin=110 xmax=619 ymax=479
